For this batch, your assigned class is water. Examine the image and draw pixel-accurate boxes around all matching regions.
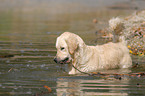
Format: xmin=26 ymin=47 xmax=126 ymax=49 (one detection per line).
xmin=0 ymin=0 xmax=145 ymax=96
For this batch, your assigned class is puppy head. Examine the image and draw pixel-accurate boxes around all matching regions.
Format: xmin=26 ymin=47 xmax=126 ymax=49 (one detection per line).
xmin=54 ymin=32 xmax=79 ymax=64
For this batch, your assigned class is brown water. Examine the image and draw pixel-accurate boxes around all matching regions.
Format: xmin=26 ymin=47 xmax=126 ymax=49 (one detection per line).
xmin=0 ymin=0 xmax=145 ymax=96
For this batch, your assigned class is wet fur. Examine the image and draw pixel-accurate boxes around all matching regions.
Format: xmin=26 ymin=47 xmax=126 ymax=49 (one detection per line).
xmin=55 ymin=32 xmax=132 ymax=74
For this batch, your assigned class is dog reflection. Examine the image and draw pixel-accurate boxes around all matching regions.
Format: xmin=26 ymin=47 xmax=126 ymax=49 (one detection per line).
xmin=56 ymin=78 xmax=128 ymax=96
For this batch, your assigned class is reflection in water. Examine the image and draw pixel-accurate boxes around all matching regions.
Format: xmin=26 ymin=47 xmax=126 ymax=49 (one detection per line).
xmin=57 ymin=77 xmax=129 ymax=96
xmin=56 ymin=76 xmax=145 ymax=96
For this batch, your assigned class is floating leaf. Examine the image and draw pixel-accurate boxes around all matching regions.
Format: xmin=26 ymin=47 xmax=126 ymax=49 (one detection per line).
xmin=43 ymin=85 xmax=52 ymax=92
xmin=129 ymin=50 xmax=133 ymax=54
xmin=128 ymin=45 xmax=131 ymax=49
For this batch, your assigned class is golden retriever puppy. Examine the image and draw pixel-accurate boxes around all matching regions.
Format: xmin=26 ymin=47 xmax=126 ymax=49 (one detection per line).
xmin=54 ymin=32 xmax=132 ymax=74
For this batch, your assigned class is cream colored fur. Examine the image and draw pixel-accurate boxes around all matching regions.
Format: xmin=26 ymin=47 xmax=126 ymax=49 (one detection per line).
xmin=55 ymin=32 xmax=132 ymax=74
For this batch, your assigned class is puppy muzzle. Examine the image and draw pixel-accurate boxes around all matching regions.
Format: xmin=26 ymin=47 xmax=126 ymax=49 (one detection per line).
xmin=54 ymin=57 xmax=70 ymax=64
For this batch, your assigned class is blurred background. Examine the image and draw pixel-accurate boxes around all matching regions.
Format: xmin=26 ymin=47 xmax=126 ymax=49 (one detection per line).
xmin=0 ymin=0 xmax=145 ymax=96
xmin=1 ymin=0 xmax=145 ymax=44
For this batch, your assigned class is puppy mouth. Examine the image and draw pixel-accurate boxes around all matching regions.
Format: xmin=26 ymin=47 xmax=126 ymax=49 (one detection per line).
xmin=59 ymin=57 xmax=70 ymax=64
xmin=54 ymin=57 xmax=71 ymax=64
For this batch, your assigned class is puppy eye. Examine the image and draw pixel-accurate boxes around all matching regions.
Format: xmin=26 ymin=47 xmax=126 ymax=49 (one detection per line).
xmin=61 ymin=47 xmax=65 ymax=50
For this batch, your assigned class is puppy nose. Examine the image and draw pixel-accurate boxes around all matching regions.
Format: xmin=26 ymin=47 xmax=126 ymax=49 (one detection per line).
xmin=54 ymin=58 xmax=57 ymax=63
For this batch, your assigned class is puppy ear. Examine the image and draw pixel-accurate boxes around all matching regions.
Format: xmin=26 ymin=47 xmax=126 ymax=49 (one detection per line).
xmin=66 ymin=38 xmax=78 ymax=55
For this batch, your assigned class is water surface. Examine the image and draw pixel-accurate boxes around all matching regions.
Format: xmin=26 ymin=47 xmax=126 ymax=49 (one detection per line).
xmin=0 ymin=0 xmax=145 ymax=96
